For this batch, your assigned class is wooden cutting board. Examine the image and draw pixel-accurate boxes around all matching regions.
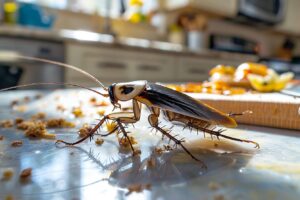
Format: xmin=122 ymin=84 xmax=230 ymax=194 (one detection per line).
xmin=189 ymin=93 xmax=300 ymax=130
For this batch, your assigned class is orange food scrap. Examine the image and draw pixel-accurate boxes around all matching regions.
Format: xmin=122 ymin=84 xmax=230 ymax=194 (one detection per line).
xmin=11 ymin=140 xmax=23 ymax=147
xmin=19 ymin=168 xmax=32 ymax=179
xmin=72 ymin=107 xmax=84 ymax=118
xmin=2 ymin=168 xmax=14 ymax=180
xmin=0 ymin=120 xmax=13 ymax=128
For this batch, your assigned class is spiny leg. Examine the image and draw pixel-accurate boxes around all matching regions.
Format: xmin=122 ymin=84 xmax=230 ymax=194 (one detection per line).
xmin=56 ymin=116 xmax=108 ymax=145
xmin=148 ymin=114 xmax=207 ymax=169
xmin=116 ymin=119 xmax=135 ymax=153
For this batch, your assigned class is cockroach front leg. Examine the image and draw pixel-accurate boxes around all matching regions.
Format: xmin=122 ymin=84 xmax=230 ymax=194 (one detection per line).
xmin=148 ymin=112 xmax=207 ymax=169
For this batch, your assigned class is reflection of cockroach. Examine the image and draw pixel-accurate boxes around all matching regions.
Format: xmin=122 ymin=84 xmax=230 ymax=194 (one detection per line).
xmin=1 ymin=55 xmax=259 ymax=169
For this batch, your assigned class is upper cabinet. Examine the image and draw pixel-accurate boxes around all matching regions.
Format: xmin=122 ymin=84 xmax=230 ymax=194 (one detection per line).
xmin=276 ymin=0 xmax=300 ymax=35
xmin=164 ymin=0 xmax=238 ymax=17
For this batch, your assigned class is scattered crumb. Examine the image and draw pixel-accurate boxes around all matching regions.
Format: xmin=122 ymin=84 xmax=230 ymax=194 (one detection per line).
xmin=15 ymin=118 xmax=24 ymax=125
xmin=10 ymin=100 xmax=19 ymax=107
xmin=213 ymin=194 xmax=225 ymax=200
xmin=92 ymin=100 xmax=109 ymax=107
xmin=78 ymin=124 xmax=92 ymax=138
xmin=154 ymin=147 xmax=164 ymax=155
xmin=0 ymin=120 xmax=13 ymax=128
xmin=56 ymin=104 xmax=66 ymax=112
xmin=72 ymin=107 xmax=84 ymax=118
xmin=133 ymin=149 xmax=141 ymax=156
xmin=24 ymin=122 xmax=56 ymax=139
xmin=214 ymin=143 xmax=219 ymax=148
xmin=97 ymin=109 xmax=105 ymax=116
xmin=2 ymin=168 xmax=14 ymax=180
xmin=118 ymin=136 xmax=137 ymax=148
xmin=17 ymin=121 xmax=35 ymax=130
xmin=5 ymin=195 xmax=14 ymax=200
xmin=0 ymin=135 xmax=3 ymax=140
xmin=19 ymin=168 xmax=32 ymax=179
xmin=147 ymin=157 xmax=155 ymax=168
xmin=106 ymin=122 xmax=117 ymax=132
xmin=11 ymin=140 xmax=23 ymax=147
xmin=31 ymin=112 xmax=46 ymax=120
xmin=89 ymin=97 xmax=97 ymax=104
xmin=46 ymin=118 xmax=75 ymax=128
xmin=23 ymin=96 xmax=30 ymax=103
xmin=126 ymin=184 xmax=151 ymax=196
xmin=208 ymin=182 xmax=220 ymax=191
xmin=95 ymin=138 xmax=104 ymax=145
xmin=14 ymin=105 xmax=27 ymax=112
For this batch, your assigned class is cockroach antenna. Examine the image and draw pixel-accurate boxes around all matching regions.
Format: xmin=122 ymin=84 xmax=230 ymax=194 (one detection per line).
xmin=0 ymin=82 xmax=108 ymax=97
xmin=0 ymin=52 xmax=107 ymax=92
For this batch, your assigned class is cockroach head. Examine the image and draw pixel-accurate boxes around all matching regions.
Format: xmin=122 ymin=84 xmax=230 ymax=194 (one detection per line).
xmin=109 ymin=81 xmax=146 ymax=103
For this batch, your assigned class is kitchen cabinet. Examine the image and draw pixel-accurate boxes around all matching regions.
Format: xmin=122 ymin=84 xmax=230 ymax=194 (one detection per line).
xmin=276 ymin=0 xmax=300 ymax=34
xmin=164 ymin=0 xmax=237 ymax=17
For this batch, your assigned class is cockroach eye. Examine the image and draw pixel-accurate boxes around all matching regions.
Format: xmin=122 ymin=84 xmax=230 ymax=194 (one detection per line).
xmin=120 ymin=86 xmax=134 ymax=95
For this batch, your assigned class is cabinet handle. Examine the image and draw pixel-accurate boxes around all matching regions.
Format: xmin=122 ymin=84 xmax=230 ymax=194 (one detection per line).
xmin=138 ymin=65 xmax=159 ymax=71
xmin=97 ymin=62 xmax=126 ymax=69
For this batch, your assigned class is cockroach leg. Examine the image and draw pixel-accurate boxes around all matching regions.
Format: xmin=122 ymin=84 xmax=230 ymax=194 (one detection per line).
xmin=98 ymin=125 xmax=119 ymax=137
xmin=148 ymin=113 xmax=207 ymax=169
xmin=56 ymin=116 xmax=108 ymax=146
xmin=116 ymin=119 xmax=135 ymax=153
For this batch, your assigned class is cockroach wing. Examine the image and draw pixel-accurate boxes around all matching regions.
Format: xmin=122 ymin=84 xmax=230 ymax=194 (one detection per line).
xmin=140 ymin=83 xmax=237 ymax=128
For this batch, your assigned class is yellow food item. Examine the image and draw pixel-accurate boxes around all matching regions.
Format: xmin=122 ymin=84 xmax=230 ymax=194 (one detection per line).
xmin=106 ymin=122 xmax=118 ymax=133
xmin=235 ymin=62 xmax=268 ymax=82
xmin=209 ymin=65 xmax=235 ymax=76
xmin=95 ymin=138 xmax=104 ymax=145
xmin=72 ymin=107 xmax=84 ymax=118
xmin=248 ymin=69 xmax=294 ymax=92
xmin=2 ymin=168 xmax=14 ymax=180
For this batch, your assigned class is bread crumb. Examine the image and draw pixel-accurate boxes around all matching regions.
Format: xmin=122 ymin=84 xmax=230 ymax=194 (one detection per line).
xmin=118 ymin=136 xmax=137 ymax=148
xmin=56 ymin=104 xmax=66 ymax=112
xmin=46 ymin=118 xmax=75 ymax=128
xmin=20 ymin=168 xmax=32 ymax=179
xmin=15 ymin=118 xmax=24 ymax=125
xmin=0 ymin=135 xmax=3 ymax=140
xmin=95 ymin=138 xmax=104 ymax=145
xmin=133 ymin=149 xmax=141 ymax=156
xmin=11 ymin=140 xmax=23 ymax=147
xmin=24 ymin=122 xmax=48 ymax=138
xmin=0 ymin=120 xmax=13 ymax=128
xmin=14 ymin=105 xmax=27 ymax=112
xmin=106 ymin=122 xmax=117 ymax=132
xmin=213 ymin=194 xmax=225 ymax=200
xmin=2 ymin=168 xmax=14 ymax=180
xmin=79 ymin=124 xmax=92 ymax=138
xmin=31 ymin=112 xmax=46 ymax=120
xmin=5 ymin=195 xmax=14 ymax=200
xmin=97 ymin=109 xmax=105 ymax=116
xmin=208 ymin=182 xmax=220 ymax=191
xmin=72 ymin=107 xmax=84 ymax=118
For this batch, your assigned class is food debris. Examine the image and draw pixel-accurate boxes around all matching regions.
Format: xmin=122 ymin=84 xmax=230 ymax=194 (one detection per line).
xmin=23 ymin=96 xmax=30 ymax=103
xmin=90 ymin=98 xmax=109 ymax=107
xmin=0 ymin=135 xmax=4 ymax=140
xmin=17 ymin=121 xmax=35 ymax=130
xmin=154 ymin=147 xmax=164 ymax=155
xmin=56 ymin=104 xmax=66 ymax=112
xmin=133 ymin=149 xmax=141 ymax=156
xmin=10 ymin=100 xmax=18 ymax=107
xmin=213 ymin=194 xmax=225 ymax=200
xmin=31 ymin=112 xmax=46 ymax=120
xmin=5 ymin=195 xmax=14 ymax=200
xmin=118 ymin=136 xmax=137 ymax=148
xmin=78 ymin=124 xmax=92 ymax=137
xmin=0 ymin=120 xmax=13 ymax=128
xmin=72 ymin=107 xmax=84 ymax=118
xmin=95 ymin=138 xmax=104 ymax=145
xmin=208 ymin=182 xmax=220 ymax=191
xmin=11 ymin=140 xmax=23 ymax=147
xmin=106 ymin=122 xmax=117 ymax=132
xmin=2 ymin=168 xmax=14 ymax=180
xmin=14 ymin=105 xmax=27 ymax=112
xmin=46 ymin=118 xmax=75 ymax=128
xmin=97 ymin=109 xmax=106 ymax=116
xmin=147 ymin=157 xmax=156 ymax=168
xmin=89 ymin=97 xmax=97 ymax=104
xmin=15 ymin=118 xmax=24 ymax=125
xmin=24 ymin=122 xmax=55 ymax=139
xmin=19 ymin=168 xmax=32 ymax=179
xmin=126 ymin=184 xmax=151 ymax=196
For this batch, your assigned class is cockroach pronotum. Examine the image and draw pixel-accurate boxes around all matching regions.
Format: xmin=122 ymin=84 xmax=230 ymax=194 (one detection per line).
xmin=0 ymin=54 xmax=259 ymax=169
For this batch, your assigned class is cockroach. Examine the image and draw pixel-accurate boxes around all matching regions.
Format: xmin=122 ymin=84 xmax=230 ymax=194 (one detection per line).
xmin=0 ymin=54 xmax=259 ymax=169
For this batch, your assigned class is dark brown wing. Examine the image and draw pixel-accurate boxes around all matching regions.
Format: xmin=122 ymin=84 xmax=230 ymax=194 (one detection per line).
xmin=139 ymin=83 xmax=236 ymax=128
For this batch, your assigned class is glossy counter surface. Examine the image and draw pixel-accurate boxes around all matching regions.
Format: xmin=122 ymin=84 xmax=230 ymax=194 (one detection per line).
xmin=0 ymin=89 xmax=299 ymax=200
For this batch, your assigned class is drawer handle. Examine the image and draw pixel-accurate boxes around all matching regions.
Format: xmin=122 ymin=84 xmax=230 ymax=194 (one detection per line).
xmin=138 ymin=65 xmax=159 ymax=71
xmin=97 ymin=62 xmax=126 ymax=69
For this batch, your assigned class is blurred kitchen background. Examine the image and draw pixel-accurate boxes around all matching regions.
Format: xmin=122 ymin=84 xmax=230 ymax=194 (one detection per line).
xmin=1 ymin=0 xmax=300 ymax=89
